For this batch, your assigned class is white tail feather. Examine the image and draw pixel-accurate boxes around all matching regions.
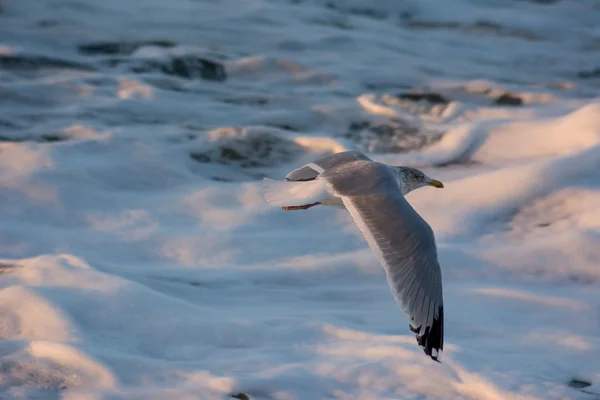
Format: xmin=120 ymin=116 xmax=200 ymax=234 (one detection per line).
xmin=262 ymin=178 xmax=326 ymax=207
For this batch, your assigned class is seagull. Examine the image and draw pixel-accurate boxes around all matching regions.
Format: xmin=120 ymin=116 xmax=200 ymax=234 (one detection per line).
xmin=262 ymin=151 xmax=445 ymax=361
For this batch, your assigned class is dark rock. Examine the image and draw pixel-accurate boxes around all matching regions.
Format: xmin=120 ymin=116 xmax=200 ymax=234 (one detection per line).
xmin=577 ymin=68 xmax=600 ymax=79
xmin=231 ymin=393 xmax=251 ymax=400
xmin=78 ymin=40 xmax=176 ymax=56
xmin=0 ymin=55 xmax=94 ymax=72
xmin=493 ymin=93 xmax=523 ymax=106
xmin=397 ymin=92 xmax=449 ymax=104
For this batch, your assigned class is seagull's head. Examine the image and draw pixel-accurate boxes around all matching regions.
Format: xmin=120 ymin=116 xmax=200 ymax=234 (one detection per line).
xmin=395 ymin=166 xmax=444 ymax=195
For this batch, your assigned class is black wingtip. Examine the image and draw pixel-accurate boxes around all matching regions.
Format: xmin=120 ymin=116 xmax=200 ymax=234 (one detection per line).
xmin=285 ymin=177 xmax=316 ymax=182
xmin=411 ymin=305 xmax=444 ymax=362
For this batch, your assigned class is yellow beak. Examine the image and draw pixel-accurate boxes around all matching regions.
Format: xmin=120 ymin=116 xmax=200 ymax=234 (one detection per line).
xmin=428 ymin=179 xmax=444 ymax=189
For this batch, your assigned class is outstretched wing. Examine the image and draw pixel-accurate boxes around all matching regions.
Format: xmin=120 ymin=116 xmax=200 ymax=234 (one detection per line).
xmin=323 ymin=161 xmax=444 ymax=361
xmin=285 ymin=151 xmax=371 ymax=182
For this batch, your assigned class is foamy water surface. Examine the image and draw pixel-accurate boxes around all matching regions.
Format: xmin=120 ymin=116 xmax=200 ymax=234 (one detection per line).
xmin=2 ymin=0 xmax=600 ymax=399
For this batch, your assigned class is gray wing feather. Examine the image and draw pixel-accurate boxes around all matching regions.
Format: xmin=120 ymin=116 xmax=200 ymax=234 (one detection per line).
xmin=322 ymin=161 xmax=444 ymax=361
xmin=285 ymin=151 xmax=372 ymax=182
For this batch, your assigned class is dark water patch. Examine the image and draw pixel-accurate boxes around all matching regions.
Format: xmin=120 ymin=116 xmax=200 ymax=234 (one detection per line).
xmin=398 ymin=91 xmax=449 ymax=105
xmin=167 ymin=132 xmax=199 ymax=144
xmin=211 ymin=176 xmax=234 ymax=182
xmin=434 ymin=158 xmax=481 ymax=168
xmin=566 ymin=377 xmax=599 ymax=396
xmin=220 ymin=96 xmax=269 ymax=106
xmin=0 ymin=55 xmax=94 ymax=73
xmin=348 ymin=120 xmax=370 ymax=132
xmin=142 ymin=76 xmax=186 ymax=92
xmin=75 ymin=106 xmax=174 ymax=126
xmin=104 ymin=56 xmax=227 ymax=82
xmin=321 ymin=3 xmax=415 ymax=21
xmin=460 ymin=85 xmax=529 ymax=106
xmin=568 ymin=378 xmax=592 ymax=390
xmin=400 ymin=85 xmax=528 ymax=108
xmin=0 ymin=262 xmax=21 ymax=275
xmin=0 ymin=133 xmax=69 ymax=143
xmin=364 ymin=82 xmax=411 ymax=91
xmin=36 ymin=19 xmax=59 ymax=28
xmin=406 ymin=21 xmax=461 ymax=30
xmin=149 ymin=276 xmax=209 ymax=288
xmin=405 ymin=20 xmax=538 ymax=41
xmin=0 ymin=135 xmax=26 ymax=143
xmin=521 ymin=0 xmax=560 ymax=4
xmin=268 ymin=124 xmax=298 ymax=132
xmin=315 ymin=18 xmax=354 ymax=30
xmin=324 ymin=3 xmax=388 ymax=20
xmin=78 ymin=40 xmax=176 ymax=56
xmin=577 ymin=68 xmax=600 ymax=79
xmin=0 ymin=358 xmax=76 ymax=394
xmin=40 ymin=134 xmax=68 ymax=142
xmin=190 ymin=129 xmax=303 ymax=169
xmin=0 ymin=118 xmax=22 ymax=130
xmin=493 ymin=92 xmax=523 ymax=106
xmin=341 ymin=119 xmax=442 ymax=153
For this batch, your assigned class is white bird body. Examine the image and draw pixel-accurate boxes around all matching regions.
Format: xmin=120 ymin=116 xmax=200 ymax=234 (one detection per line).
xmin=262 ymin=151 xmax=446 ymax=361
